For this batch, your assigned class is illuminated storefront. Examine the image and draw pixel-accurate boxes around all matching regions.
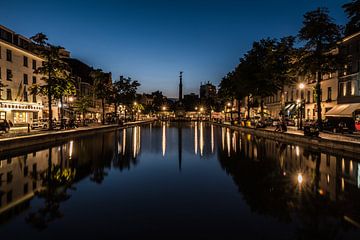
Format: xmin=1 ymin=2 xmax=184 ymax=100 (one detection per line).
xmin=0 ymin=101 xmax=43 ymax=125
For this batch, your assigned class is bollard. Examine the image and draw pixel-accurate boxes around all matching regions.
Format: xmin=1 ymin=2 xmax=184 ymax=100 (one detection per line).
xmin=28 ymin=123 xmax=30 ymax=133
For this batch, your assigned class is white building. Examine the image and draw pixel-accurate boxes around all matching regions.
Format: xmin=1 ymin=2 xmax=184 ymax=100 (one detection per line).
xmin=0 ymin=25 xmax=45 ymax=125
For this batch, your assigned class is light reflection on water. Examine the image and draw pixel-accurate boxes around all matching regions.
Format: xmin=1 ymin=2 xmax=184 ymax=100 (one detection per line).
xmin=0 ymin=121 xmax=360 ymax=239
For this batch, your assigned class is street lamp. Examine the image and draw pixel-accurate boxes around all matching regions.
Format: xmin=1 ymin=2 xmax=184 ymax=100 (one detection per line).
xmin=226 ymin=102 xmax=232 ymax=122
xmin=298 ymin=83 xmax=305 ymax=130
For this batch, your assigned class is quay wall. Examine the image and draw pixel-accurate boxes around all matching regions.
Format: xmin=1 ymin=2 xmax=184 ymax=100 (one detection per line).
xmin=212 ymin=122 xmax=360 ymax=157
xmin=0 ymin=121 xmax=153 ymax=153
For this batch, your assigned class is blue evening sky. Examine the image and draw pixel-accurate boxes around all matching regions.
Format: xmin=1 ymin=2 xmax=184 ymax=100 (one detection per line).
xmin=1 ymin=0 xmax=348 ymax=97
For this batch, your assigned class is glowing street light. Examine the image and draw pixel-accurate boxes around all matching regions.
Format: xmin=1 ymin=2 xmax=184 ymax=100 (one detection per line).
xmin=298 ymin=83 xmax=305 ymax=130
xmin=297 ymin=173 xmax=303 ymax=184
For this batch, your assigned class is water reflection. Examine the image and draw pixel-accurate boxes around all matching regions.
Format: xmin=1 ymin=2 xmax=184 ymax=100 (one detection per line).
xmin=162 ymin=122 xmax=166 ymax=157
xmin=0 ymin=122 xmax=359 ymax=239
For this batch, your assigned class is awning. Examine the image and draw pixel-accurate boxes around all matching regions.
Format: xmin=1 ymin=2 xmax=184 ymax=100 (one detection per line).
xmin=325 ymin=103 xmax=360 ymax=118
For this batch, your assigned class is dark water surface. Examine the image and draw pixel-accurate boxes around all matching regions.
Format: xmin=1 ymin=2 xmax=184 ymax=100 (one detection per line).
xmin=1 ymin=122 xmax=360 ymax=239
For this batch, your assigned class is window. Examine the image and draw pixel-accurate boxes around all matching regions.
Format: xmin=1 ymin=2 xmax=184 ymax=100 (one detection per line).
xmin=327 ymin=87 xmax=332 ymax=101
xmin=6 ymin=69 xmax=12 ymax=81
xmin=24 ymin=91 xmax=28 ymax=102
xmin=24 ymin=183 xmax=28 ymax=194
xmin=7 ymin=171 xmax=13 ymax=183
xmin=312 ymin=90 xmax=315 ymax=103
xmin=32 ymin=76 xmax=36 ymax=84
xmin=6 ymin=49 xmax=12 ymax=61
xmin=346 ymin=81 xmax=352 ymax=96
xmin=307 ymin=91 xmax=310 ymax=103
xmin=24 ymin=166 xmax=28 ymax=177
xmin=6 ymin=89 xmax=11 ymax=100
xmin=340 ymin=82 xmax=345 ymax=96
xmin=23 ymin=74 xmax=28 ymax=84
xmin=23 ymin=56 xmax=28 ymax=67
xmin=32 ymin=60 xmax=36 ymax=70
xmin=291 ymin=90 xmax=294 ymax=101
xmin=32 ymin=94 xmax=36 ymax=103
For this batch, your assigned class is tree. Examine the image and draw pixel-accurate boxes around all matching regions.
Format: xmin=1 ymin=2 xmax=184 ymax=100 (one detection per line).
xmin=91 ymin=69 xmax=112 ymax=124
xmin=30 ymin=33 xmax=75 ymax=130
xmin=111 ymin=76 xmax=140 ymax=121
xmin=53 ymin=72 xmax=76 ymax=128
xmin=74 ymin=95 xmax=92 ymax=126
xmin=343 ymin=0 xmax=360 ymax=36
xmin=298 ymin=7 xmax=341 ymax=130
xmin=151 ymin=90 xmax=165 ymax=112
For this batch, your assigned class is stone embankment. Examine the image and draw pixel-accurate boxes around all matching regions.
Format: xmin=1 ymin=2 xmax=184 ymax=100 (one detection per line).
xmin=0 ymin=120 xmax=153 ymax=152
xmin=213 ymin=122 xmax=360 ymax=157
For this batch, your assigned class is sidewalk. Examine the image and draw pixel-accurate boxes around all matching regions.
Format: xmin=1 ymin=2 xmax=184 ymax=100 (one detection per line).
xmin=219 ymin=121 xmax=360 ymax=145
xmin=0 ymin=120 xmax=152 ymax=141
xmin=261 ymin=125 xmax=360 ymax=144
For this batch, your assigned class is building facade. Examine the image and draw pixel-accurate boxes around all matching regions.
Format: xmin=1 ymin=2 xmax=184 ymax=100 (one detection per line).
xmin=0 ymin=25 xmax=45 ymax=125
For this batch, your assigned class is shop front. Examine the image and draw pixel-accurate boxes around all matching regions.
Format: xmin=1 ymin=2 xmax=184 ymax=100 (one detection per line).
xmin=0 ymin=101 xmax=43 ymax=126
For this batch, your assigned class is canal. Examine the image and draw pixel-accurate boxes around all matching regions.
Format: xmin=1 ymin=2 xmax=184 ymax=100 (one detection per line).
xmin=1 ymin=122 xmax=360 ymax=239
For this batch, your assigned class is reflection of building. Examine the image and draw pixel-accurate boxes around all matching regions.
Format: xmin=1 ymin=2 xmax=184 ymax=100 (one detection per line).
xmin=0 ymin=25 xmax=45 ymax=124
xmin=0 ymin=148 xmax=64 ymax=214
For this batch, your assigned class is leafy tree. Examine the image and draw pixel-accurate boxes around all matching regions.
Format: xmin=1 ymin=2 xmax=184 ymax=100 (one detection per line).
xmin=298 ymin=7 xmax=341 ymax=130
xmin=73 ymin=95 xmax=92 ymax=126
xmin=30 ymin=33 xmax=75 ymax=129
xmin=342 ymin=0 xmax=360 ymax=36
xmin=91 ymin=69 xmax=112 ymax=124
xmin=111 ymin=76 xmax=140 ymax=121
xmin=151 ymin=90 xmax=165 ymax=112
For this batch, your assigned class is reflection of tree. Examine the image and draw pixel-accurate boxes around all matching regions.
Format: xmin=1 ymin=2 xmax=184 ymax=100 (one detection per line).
xmin=217 ymin=136 xmax=349 ymax=239
xmin=218 ymin=146 xmax=293 ymax=222
xmin=26 ymin=148 xmax=75 ymax=230
xmin=112 ymin=130 xmax=139 ymax=171
xmin=90 ymin=135 xmax=110 ymax=184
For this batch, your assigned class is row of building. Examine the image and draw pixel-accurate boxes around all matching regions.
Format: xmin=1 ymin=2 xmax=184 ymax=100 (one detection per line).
xmin=0 ymin=25 xmax=111 ymax=126
xmin=262 ymin=32 xmax=360 ymax=122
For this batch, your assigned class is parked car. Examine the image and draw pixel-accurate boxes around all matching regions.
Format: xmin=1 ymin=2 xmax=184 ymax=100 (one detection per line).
xmin=304 ymin=124 xmax=320 ymax=137
xmin=31 ymin=118 xmax=51 ymax=129
xmin=323 ymin=117 xmax=355 ymax=134
xmin=0 ymin=119 xmax=10 ymax=133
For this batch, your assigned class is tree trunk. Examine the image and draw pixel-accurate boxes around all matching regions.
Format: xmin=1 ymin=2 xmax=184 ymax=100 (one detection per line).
xmin=82 ymin=111 xmax=85 ymax=126
xmin=48 ymin=57 xmax=53 ymax=130
xmin=124 ymin=107 xmax=127 ymax=122
xmin=114 ymin=104 xmax=118 ymax=124
xmin=280 ymin=87 xmax=285 ymax=121
xmin=247 ymin=95 xmax=251 ymax=119
xmin=316 ymin=71 xmax=323 ymax=131
xmin=60 ymin=96 xmax=64 ymax=129
xmin=237 ymin=98 xmax=241 ymax=121
xmin=260 ymin=97 xmax=264 ymax=120
xmin=48 ymin=86 xmax=53 ymax=130
xmin=102 ymin=98 xmax=105 ymax=125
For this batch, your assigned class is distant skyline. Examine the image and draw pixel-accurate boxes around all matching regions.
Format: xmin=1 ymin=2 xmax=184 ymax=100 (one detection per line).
xmin=1 ymin=0 xmax=348 ymax=97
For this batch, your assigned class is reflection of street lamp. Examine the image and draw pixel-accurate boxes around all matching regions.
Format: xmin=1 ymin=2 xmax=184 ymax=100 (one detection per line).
xmin=298 ymin=83 xmax=305 ymax=130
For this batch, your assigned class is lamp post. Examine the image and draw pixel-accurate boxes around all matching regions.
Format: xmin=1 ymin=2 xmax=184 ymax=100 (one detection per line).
xmin=298 ymin=83 xmax=305 ymax=130
xmin=226 ymin=102 xmax=232 ymax=122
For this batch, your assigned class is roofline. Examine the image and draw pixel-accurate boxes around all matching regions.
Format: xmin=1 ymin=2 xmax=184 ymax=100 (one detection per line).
xmin=0 ymin=38 xmax=43 ymax=60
